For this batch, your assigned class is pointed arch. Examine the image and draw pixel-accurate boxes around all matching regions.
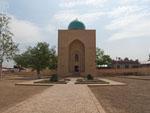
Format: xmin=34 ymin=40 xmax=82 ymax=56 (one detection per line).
xmin=69 ymin=39 xmax=85 ymax=73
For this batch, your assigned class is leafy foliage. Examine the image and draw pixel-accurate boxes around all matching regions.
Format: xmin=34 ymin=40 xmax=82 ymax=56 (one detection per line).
xmin=96 ymin=47 xmax=112 ymax=67
xmin=0 ymin=14 xmax=18 ymax=78
xmin=102 ymin=55 xmax=112 ymax=66
xmin=49 ymin=46 xmax=57 ymax=69
xmin=86 ymin=74 xmax=93 ymax=80
xmin=13 ymin=51 xmax=30 ymax=68
xmin=49 ymin=74 xmax=58 ymax=82
xmin=29 ymin=42 xmax=51 ymax=74
xmin=96 ymin=48 xmax=104 ymax=66
xmin=14 ymin=42 xmax=57 ymax=78
xmin=0 ymin=14 xmax=18 ymax=63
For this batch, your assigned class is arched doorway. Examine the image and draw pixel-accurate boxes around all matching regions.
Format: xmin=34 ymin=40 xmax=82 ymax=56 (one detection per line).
xmin=69 ymin=40 xmax=85 ymax=74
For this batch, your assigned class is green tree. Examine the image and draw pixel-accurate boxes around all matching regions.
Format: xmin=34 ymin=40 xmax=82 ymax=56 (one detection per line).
xmin=14 ymin=42 xmax=57 ymax=78
xmin=13 ymin=50 xmax=31 ymax=71
xmin=29 ymin=42 xmax=51 ymax=78
xmin=96 ymin=47 xmax=112 ymax=67
xmin=102 ymin=55 xmax=112 ymax=66
xmin=96 ymin=48 xmax=104 ymax=66
xmin=0 ymin=14 xmax=18 ymax=79
xmin=49 ymin=46 xmax=57 ymax=70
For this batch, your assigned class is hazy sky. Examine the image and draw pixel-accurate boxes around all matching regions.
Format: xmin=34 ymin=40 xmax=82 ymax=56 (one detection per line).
xmin=1 ymin=0 xmax=150 ymax=67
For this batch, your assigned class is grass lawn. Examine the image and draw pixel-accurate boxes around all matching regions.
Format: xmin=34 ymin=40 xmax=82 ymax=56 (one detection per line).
xmin=89 ymin=76 xmax=150 ymax=113
xmin=0 ymin=78 xmax=49 ymax=112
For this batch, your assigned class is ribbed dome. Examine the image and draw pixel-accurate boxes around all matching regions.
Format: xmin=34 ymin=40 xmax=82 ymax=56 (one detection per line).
xmin=68 ymin=19 xmax=85 ymax=30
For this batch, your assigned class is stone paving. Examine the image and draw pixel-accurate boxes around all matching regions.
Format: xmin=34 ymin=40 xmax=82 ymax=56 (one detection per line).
xmin=15 ymin=77 xmax=125 ymax=86
xmin=3 ymin=77 xmax=126 ymax=113
xmin=2 ymin=84 xmax=105 ymax=113
xmin=96 ymin=78 xmax=126 ymax=86
xmin=15 ymin=79 xmax=46 ymax=85
xmin=67 ymin=77 xmax=79 ymax=84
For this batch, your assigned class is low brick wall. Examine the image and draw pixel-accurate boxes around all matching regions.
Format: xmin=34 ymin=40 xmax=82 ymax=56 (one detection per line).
xmin=97 ymin=67 xmax=150 ymax=76
xmin=4 ymin=69 xmax=57 ymax=76
xmin=4 ymin=67 xmax=150 ymax=77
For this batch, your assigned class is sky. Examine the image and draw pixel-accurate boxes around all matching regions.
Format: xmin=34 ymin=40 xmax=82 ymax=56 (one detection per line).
xmin=1 ymin=0 xmax=150 ymax=67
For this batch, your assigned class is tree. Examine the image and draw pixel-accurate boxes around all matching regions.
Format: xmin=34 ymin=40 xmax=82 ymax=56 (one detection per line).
xmin=102 ymin=55 xmax=112 ymax=67
xmin=14 ymin=42 xmax=57 ymax=78
xmin=96 ymin=48 xmax=104 ymax=66
xmin=30 ymin=42 xmax=51 ymax=78
xmin=49 ymin=46 xmax=57 ymax=70
xmin=0 ymin=14 xmax=18 ymax=79
xmin=96 ymin=47 xmax=112 ymax=67
xmin=124 ymin=57 xmax=129 ymax=61
xmin=13 ymin=50 xmax=31 ymax=72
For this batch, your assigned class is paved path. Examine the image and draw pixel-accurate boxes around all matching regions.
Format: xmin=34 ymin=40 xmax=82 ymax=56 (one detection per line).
xmin=67 ymin=77 xmax=79 ymax=84
xmin=2 ymin=84 xmax=105 ymax=113
xmin=15 ymin=77 xmax=125 ymax=86
xmin=98 ymin=78 xmax=126 ymax=86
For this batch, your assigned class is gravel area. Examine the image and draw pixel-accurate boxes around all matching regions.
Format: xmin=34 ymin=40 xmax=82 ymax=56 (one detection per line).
xmin=120 ymin=75 xmax=150 ymax=80
xmin=89 ymin=77 xmax=150 ymax=113
xmin=0 ymin=79 xmax=49 ymax=112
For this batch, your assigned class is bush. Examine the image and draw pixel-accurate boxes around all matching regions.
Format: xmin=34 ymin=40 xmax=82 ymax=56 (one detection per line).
xmin=86 ymin=74 xmax=93 ymax=80
xmin=76 ymin=79 xmax=83 ymax=82
xmin=50 ymin=74 xmax=58 ymax=82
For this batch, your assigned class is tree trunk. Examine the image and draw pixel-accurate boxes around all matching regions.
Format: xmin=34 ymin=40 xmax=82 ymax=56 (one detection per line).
xmin=19 ymin=67 xmax=21 ymax=72
xmin=0 ymin=62 xmax=2 ymax=80
xmin=37 ymin=69 xmax=41 ymax=79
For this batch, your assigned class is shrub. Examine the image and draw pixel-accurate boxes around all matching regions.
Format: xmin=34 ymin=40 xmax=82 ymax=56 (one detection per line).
xmin=86 ymin=74 xmax=93 ymax=80
xmin=50 ymin=74 xmax=58 ymax=82
xmin=76 ymin=79 xmax=83 ymax=82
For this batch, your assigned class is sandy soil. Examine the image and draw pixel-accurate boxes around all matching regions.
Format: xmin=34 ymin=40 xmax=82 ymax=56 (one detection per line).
xmin=0 ymin=79 xmax=49 ymax=112
xmin=89 ymin=77 xmax=150 ymax=113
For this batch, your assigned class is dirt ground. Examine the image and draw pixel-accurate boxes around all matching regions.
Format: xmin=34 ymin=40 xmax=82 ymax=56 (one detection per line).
xmin=0 ymin=79 xmax=49 ymax=112
xmin=89 ymin=76 xmax=150 ymax=113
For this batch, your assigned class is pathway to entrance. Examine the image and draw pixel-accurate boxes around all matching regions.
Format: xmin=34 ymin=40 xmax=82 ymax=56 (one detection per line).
xmin=2 ymin=84 xmax=105 ymax=113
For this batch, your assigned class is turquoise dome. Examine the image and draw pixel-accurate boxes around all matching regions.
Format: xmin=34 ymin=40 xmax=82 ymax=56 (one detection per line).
xmin=68 ymin=19 xmax=85 ymax=30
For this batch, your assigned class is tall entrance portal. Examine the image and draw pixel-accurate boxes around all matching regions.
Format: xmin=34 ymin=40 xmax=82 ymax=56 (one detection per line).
xmin=69 ymin=40 xmax=85 ymax=74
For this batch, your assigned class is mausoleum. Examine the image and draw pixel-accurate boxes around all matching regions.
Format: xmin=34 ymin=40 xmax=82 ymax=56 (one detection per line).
xmin=58 ymin=19 xmax=96 ymax=76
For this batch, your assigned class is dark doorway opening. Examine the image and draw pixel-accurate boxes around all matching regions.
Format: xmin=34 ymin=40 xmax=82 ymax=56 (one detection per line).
xmin=74 ymin=65 xmax=79 ymax=72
